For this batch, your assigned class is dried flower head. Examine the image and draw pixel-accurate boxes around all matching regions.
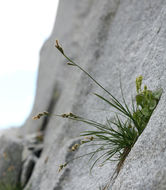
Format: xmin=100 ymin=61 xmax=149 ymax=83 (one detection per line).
xmin=58 ymin=163 xmax=67 ymax=172
xmin=71 ymin=144 xmax=80 ymax=151
xmin=32 ymin=115 xmax=40 ymax=120
xmin=55 ymin=40 xmax=64 ymax=54
xmin=69 ymin=113 xmax=78 ymax=118
xmin=81 ymin=136 xmax=94 ymax=144
xmin=61 ymin=112 xmax=78 ymax=118
xmin=32 ymin=111 xmax=49 ymax=120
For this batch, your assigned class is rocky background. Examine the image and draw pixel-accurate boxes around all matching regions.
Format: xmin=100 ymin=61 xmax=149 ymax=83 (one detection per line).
xmin=1 ymin=0 xmax=166 ymax=189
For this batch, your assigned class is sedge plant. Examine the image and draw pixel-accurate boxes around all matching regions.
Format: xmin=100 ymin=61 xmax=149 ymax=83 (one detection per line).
xmin=33 ymin=40 xmax=162 ymax=176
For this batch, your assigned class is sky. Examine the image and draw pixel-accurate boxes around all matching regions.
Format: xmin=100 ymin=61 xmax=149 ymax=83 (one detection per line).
xmin=0 ymin=0 xmax=59 ymax=129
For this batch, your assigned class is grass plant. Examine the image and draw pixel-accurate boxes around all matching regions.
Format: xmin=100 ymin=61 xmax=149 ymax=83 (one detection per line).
xmin=33 ymin=40 xmax=162 ymax=179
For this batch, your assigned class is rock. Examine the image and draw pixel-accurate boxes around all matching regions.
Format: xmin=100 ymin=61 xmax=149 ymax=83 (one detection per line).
xmin=0 ymin=135 xmax=23 ymax=186
xmin=20 ymin=132 xmax=44 ymax=187
xmin=0 ymin=129 xmax=44 ymax=188
xmin=21 ymin=0 xmax=166 ymax=190
xmin=21 ymin=155 xmax=37 ymax=187
xmin=31 ymin=144 xmax=43 ymax=158
xmin=22 ymin=132 xmax=44 ymax=162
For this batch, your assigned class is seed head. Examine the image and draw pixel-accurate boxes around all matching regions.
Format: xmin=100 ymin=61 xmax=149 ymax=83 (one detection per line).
xmin=69 ymin=113 xmax=78 ymax=118
xmin=32 ymin=115 xmax=40 ymax=120
xmin=55 ymin=40 xmax=64 ymax=54
xmin=32 ymin=111 xmax=49 ymax=120
xmin=71 ymin=144 xmax=79 ymax=151
xmin=58 ymin=163 xmax=67 ymax=172
xmin=61 ymin=112 xmax=78 ymax=118
xmin=81 ymin=136 xmax=94 ymax=144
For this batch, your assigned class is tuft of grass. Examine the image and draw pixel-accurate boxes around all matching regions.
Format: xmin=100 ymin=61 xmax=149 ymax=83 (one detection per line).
xmin=33 ymin=41 xmax=162 ymax=179
xmin=54 ymin=40 xmax=162 ymax=171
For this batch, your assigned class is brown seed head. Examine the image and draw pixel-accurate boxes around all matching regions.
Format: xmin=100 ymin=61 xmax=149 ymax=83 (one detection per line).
xmin=58 ymin=163 xmax=67 ymax=172
xmin=32 ymin=111 xmax=49 ymax=120
xmin=55 ymin=40 xmax=59 ymax=48
xmin=32 ymin=115 xmax=40 ymax=120
xmin=61 ymin=113 xmax=68 ymax=118
xmin=69 ymin=113 xmax=78 ymax=118
xmin=55 ymin=40 xmax=64 ymax=54
xmin=71 ymin=144 xmax=79 ymax=151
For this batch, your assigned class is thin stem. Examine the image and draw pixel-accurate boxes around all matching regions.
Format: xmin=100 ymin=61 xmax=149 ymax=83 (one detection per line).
xmin=63 ymin=53 xmax=121 ymax=104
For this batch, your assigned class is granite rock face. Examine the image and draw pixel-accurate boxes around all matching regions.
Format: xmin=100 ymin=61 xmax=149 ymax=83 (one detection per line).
xmin=19 ymin=0 xmax=166 ymax=189
xmin=0 ymin=134 xmax=23 ymax=186
xmin=20 ymin=132 xmax=44 ymax=187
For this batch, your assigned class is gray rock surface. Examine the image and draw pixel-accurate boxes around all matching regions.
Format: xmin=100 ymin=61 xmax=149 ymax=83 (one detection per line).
xmin=21 ymin=132 xmax=44 ymax=187
xmin=19 ymin=0 xmax=166 ymax=189
xmin=0 ymin=135 xmax=23 ymax=186
xmin=21 ymin=155 xmax=37 ymax=187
